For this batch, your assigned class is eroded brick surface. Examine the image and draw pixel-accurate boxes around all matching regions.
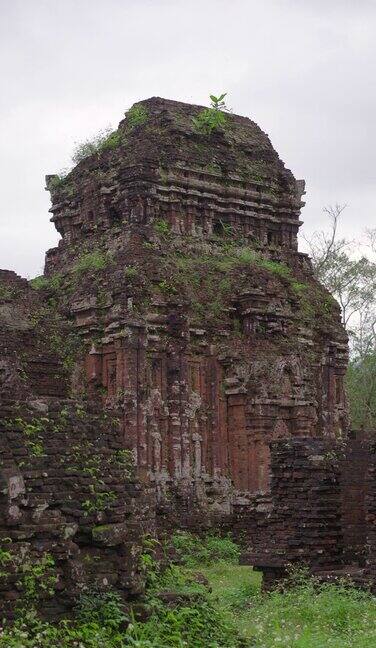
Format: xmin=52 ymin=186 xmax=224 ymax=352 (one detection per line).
xmin=0 ymin=98 xmax=354 ymax=611
xmin=245 ymin=435 xmax=376 ymax=590
xmin=0 ymin=273 xmax=154 ymax=617
xmin=44 ymin=99 xmax=348 ymax=508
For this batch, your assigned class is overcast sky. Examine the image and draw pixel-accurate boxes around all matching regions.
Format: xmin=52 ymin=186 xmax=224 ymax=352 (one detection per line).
xmin=1 ymin=0 xmax=375 ymax=278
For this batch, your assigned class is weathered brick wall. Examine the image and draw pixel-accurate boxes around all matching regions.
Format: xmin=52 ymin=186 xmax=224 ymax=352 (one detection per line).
xmin=242 ymin=435 xmax=376 ymax=589
xmin=245 ymin=438 xmax=344 ymax=585
xmin=0 ymin=272 xmax=154 ymax=617
xmin=0 ymin=400 xmax=155 ymax=618
xmin=365 ymin=442 xmax=376 ymax=588
xmin=46 ymin=97 xmax=305 ymax=254
xmin=0 ymin=97 xmax=356 ymax=612
xmin=39 ymin=98 xmax=349 ymax=522
xmin=340 ymin=431 xmax=370 ymax=563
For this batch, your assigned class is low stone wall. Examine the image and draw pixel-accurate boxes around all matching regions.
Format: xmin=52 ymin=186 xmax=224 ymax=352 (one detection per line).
xmin=365 ymin=442 xmax=376 ymax=587
xmin=340 ymin=431 xmax=370 ymax=564
xmin=241 ymin=434 xmax=376 ymax=590
xmin=244 ymin=438 xmax=344 ymax=586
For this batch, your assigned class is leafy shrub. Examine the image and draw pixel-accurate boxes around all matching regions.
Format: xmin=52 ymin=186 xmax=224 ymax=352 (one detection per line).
xmin=0 ymin=604 xmax=126 ymax=647
xmin=82 ymin=490 xmax=117 ymax=515
xmin=8 ymin=416 xmax=47 ymax=456
xmin=154 ymin=218 xmax=171 ymax=236
xmin=0 ymin=282 xmax=14 ymax=300
xmin=0 ymin=539 xmax=12 ymax=581
xmin=72 ymin=251 xmax=109 ymax=273
xmin=192 ymin=93 xmax=229 ymax=135
xmin=158 ymin=279 xmax=177 ymax=295
xmin=46 ymin=172 xmax=69 ymax=190
xmin=29 ymin=274 xmax=62 ymax=291
xmin=18 ymin=554 xmax=57 ymax=604
xmin=0 ymin=544 xmax=12 ymax=567
xmin=2 ymin=535 xmax=376 ymax=648
xmin=76 ymin=590 xmax=128 ymax=630
xmin=125 ymin=104 xmax=148 ymax=130
xmin=72 ymin=127 xmax=122 ymax=164
xmin=171 ymin=531 xmax=240 ymax=567
xmin=259 ymin=259 xmax=292 ymax=278
xmin=124 ymin=265 xmax=138 ymax=278
xmin=114 ymin=448 xmax=134 ymax=467
xmin=125 ymin=598 xmax=240 ymax=647
xmin=236 ymin=247 xmax=257 ymax=264
xmin=213 ymin=220 xmax=235 ymax=237
xmin=29 ymin=275 xmax=50 ymax=290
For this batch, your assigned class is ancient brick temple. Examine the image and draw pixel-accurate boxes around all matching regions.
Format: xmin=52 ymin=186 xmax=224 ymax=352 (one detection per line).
xmin=0 ymin=97 xmax=358 ymax=613
xmin=45 ymin=98 xmax=349 ymax=503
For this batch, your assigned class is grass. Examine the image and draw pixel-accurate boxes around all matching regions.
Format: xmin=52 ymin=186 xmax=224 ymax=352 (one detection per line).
xmin=1 ymin=533 xmax=376 ymax=647
xmin=196 ymin=562 xmax=376 ymax=648
xmin=29 ymin=274 xmax=62 ymax=291
xmin=171 ymin=530 xmax=241 ymax=567
xmin=71 ymin=250 xmax=110 ymax=273
xmin=0 ymin=281 xmax=15 ymax=300
xmin=154 ymin=218 xmax=171 ymax=236
xmin=125 ymin=104 xmax=148 ymax=130
xmin=143 ymin=532 xmax=376 ymax=647
xmin=201 ymin=562 xmax=260 ymax=604
xmin=158 ymin=242 xmax=306 ymax=327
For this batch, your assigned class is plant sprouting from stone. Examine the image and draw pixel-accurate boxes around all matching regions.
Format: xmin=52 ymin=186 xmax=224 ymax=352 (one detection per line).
xmin=17 ymin=553 xmax=57 ymax=603
xmin=192 ymin=93 xmax=229 ymax=135
xmin=46 ymin=171 xmax=70 ymax=190
xmin=209 ymin=93 xmax=228 ymax=111
xmin=154 ymin=218 xmax=171 ymax=236
xmin=125 ymin=104 xmax=148 ymax=130
xmin=72 ymin=250 xmax=110 ymax=273
xmin=72 ymin=127 xmax=122 ymax=165
xmin=0 ymin=539 xmax=12 ymax=579
xmin=29 ymin=273 xmax=62 ymax=291
xmin=6 ymin=416 xmax=48 ymax=457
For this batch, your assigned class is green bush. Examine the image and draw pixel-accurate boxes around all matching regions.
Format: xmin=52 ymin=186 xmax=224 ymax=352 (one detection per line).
xmin=125 ymin=598 xmax=240 ymax=648
xmin=47 ymin=172 xmax=70 ymax=190
xmin=171 ymin=531 xmax=240 ymax=567
xmin=72 ymin=127 xmax=122 ymax=164
xmin=0 ymin=282 xmax=14 ymax=300
xmin=2 ymin=534 xmax=376 ymax=648
xmin=76 ymin=590 xmax=128 ymax=630
xmin=29 ymin=274 xmax=62 ymax=291
xmin=259 ymin=259 xmax=292 ymax=278
xmin=236 ymin=247 xmax=257 ymax=264
xmin=18 ymin=554 xmax=57 ymax=604
xmin=125 ymin=104 xmax=148 ymax=130
xmin=158 ymin=279 xmax=177 ymax=295
xmin=154 ymin=218 xmax=171 ymax=236
xmin=72 ymin=251 xmax=109 ymax=273
xmin=9 ymin=416 xmax=47 ymax=456
xmin=0 ymin=605 xmax=127 ymax=647
xmin=192 ymin=93 xmax=229 ymax=135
